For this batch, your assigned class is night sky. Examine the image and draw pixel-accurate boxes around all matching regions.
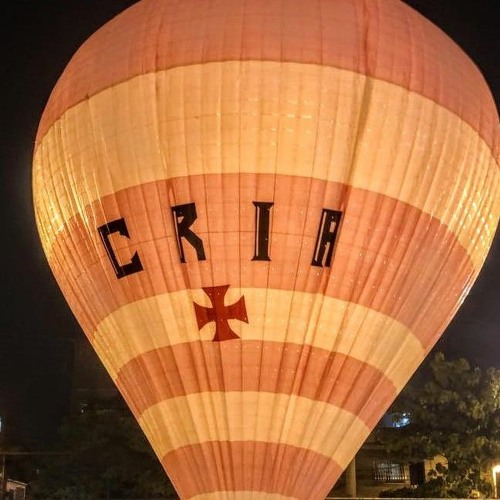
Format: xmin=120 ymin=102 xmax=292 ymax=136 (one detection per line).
xmin=0 ymin=0 xmax=498 ymax=448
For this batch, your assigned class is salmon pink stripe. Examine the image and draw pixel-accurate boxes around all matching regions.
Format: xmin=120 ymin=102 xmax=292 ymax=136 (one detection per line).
xmin=91 ymin=289 xmax=425 ymax=387
xmin=36 ymin=0 xmax=498 ymax=155
xmin=115 ymin=341 xmax=396 ymax=428
xmin=190 ymin=493 xmax=295 ymax=500
xmin=162 ymin=440 xmax=343 ymax=499
xmin=45 ymin=176 xmax=475 ymax=347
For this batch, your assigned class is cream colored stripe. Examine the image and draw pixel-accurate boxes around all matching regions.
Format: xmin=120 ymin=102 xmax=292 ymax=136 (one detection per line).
xmin=92 ymin=288 xmax=424 ymax=391
xmin=138 ymin=391 xmax=370 ymax=470
xmin=33 ymin=61 xmax=499 ymax=268
xmin=189 ymin=493 xmax=296 ymax=500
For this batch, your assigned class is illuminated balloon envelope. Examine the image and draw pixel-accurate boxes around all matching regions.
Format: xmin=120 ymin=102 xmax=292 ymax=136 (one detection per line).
xmin=33 ymin=0 xmax=500 ymax=498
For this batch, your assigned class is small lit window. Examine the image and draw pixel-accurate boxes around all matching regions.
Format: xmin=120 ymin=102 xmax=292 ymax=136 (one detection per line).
xmin=373 ymin=461 xmax=409 ymax=483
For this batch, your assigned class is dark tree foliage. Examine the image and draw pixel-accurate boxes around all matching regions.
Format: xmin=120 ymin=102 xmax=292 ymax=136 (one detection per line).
xmin=376 ymin=353 xmax=500 ymax=498
xmin=30 ymin=405 xmax=178 ymax=499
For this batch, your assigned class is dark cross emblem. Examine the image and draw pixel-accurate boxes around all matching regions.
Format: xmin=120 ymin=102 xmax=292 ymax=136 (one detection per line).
xmin=193 ymin=285 xmax=248 ymax=341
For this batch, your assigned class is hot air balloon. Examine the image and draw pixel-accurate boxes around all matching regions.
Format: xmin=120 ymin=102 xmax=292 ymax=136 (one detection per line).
xmin=33 ymin=0 xmax=499 ymax=498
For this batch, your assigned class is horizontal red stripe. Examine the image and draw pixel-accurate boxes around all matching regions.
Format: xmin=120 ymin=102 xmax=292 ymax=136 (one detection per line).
xmin=117 ymin=341 xmax=396 ymax=428
xmin=46 ymin=175 xmax=475 ymax=349
xmin=162 ymin=440 xmax=343 ymax=499
xmin=36 ymin=0 xmax=498 ymax=156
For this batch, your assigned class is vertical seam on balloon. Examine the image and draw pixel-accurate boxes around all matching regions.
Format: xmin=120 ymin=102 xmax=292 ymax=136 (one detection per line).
xmin=71 ymin=97 xmax=119 ymax=358
xmin=409 ymin=100 xmax=466 ymax=345
xmin=395 ymin=102 xmax=455 ymax=347
xmin=251 ymin=1 xmax=285 ymax=482
xmin=236 ymin=2 xmax=247 ymax=490
xmin=210 ymin=60 xmax=229 ymax=449
xmin=279 ymin=4 xmax=338 ymax=489
xmin=317 ymin=2 xmax=374 ymax=476
xmin=151 ymin=58 xmax=180 ymax=395
xmin=224 ymin=60 xmax=239 ymax=500
xmin=271 ymin=64 xmax=313 ymax=488
xmin=272 ymin=3 xmax=291 ymax=479
xmin=217 ymin=53 xmax=239 ymax=493
xmin=254 ymin=6 xmax=279 ymax=488
xmin=297 ymin=163 xmax=335 ymax=478
xmin=109 ymin=72 xmax=160 ymax=444
xmin=452 ymin=132 xmax=496 ymax=272
xmin=441 ymin=132 xmax=497 ymax=331
xmin=264 ymin=9 xmax=287 ymax=488
xmin=314 ymin=1 xmax=391 ymax=478
xmin=309 ymin=57 xmax=350 ymax=412
xmin=395 ymin=97 xmax=465 ymax=349
xmin=309 ymin=62 xmax=356 ymax=476
xmin=360 ymin=82 xmax=425 ymax=376
xmin=336 ymin=2 xmax=371 ymax=368
xmin=148 ymin=58 xmax=198 ymax=494
xmin=98 ymin=90 xmax=135 ymax=340
xmin=183 ymin=52 xmax=214 ymax=493
xmin=198 ymin=9 xmax=229 ymax=489
xmin=173 ymin=59 xmax=216 ymax=496
xmin=375 ymin=86 xmax=428 ymax=350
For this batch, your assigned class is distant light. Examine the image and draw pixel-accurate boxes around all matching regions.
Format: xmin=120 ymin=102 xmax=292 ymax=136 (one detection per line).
xmin=378 ymin=412 xmax=411 ymax=428
xmin=492 ymin=464 xmax=500 ymax=493
xmin=393 ymin=413 xmax=411 ymax=428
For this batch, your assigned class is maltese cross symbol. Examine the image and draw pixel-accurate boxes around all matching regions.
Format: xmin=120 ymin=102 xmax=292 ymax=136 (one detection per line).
xmin=193 ymin=285 xmax=248 ymax=341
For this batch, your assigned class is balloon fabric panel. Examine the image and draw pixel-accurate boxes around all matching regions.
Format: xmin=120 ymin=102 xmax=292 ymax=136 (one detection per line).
xmin=33 ymin=0 xmax=499 ymax=498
